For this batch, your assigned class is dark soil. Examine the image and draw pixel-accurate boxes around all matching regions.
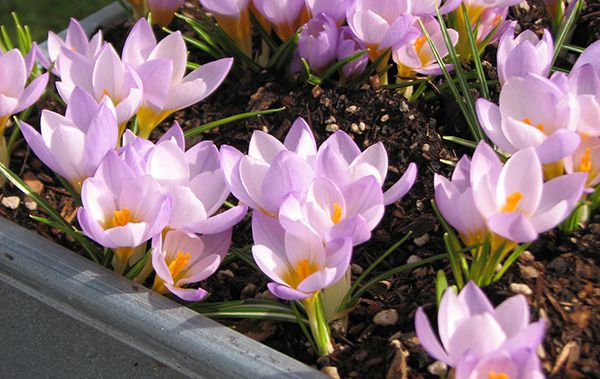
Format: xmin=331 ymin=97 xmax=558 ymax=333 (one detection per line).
xmin=1 ymin=1 xmax=598 ymax=378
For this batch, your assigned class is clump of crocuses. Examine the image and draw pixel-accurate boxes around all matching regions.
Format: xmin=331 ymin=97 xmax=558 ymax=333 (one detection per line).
xmin=416 ymin=282 xmax=546 ymax=379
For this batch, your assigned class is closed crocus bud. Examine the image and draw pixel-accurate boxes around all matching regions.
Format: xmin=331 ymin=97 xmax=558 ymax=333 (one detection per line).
xmin=497 ymin=29 xmax=554 ymax=85
xmin=298 ymin=13 xmax=339 ymax=74
xmin=20 ymin=88 xmax=119 ymax=191
xmin=415 ymin=282 xmax=546 ymax=377
xmin=151 ymin=229 xmax=231 ymax=301
xmin=305 ymin=0 xmax=352 ymax=25
xmin=336 ymin=26 xmax=368 ymax=80
xmin=147 ymin=0 xmax=185 ymax=27
xmin=122 ymin=18 xmax=233 ymax=138
xmin=476 ymin=74 xmax=581 ymax=178
xmin=253 ymin=0 xmax=310 ymax=41
xmin=199 ymin=0 xmax=252 ymax=56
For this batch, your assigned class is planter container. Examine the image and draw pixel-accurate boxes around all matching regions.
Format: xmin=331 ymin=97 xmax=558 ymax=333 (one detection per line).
xmin=1 ymin=3 xmax=327 ymax=378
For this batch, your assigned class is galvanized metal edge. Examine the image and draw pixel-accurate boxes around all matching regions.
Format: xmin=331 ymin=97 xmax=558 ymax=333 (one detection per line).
xmin=0 ymin=217 xmax=326 ymax=378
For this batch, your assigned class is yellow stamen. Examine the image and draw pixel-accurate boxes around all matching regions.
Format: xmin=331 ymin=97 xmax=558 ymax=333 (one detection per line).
xmin=168 ymin=251 xmax=191 ymax=281
xmin=296 ymin=259 xmax=311 ymax=283
xmin=331 ymin=202 xmax=343 ymax=224
xmin=488 ymin=372 xmax=510 ymax=379
xmin=283 ymin=259 xmax=319 ymax=289
xmin=102 ymin=89 xmax=110 ymax=98
xmin=414 ymin=36 xmax=427 ymax=53
xmin=580 ymin=148 xmax=592 ymax=173
xmin=501 ymin=192 xmax=523 ymax=213
xmin=522 ymin=117 xmax=545 ymax=133
xmin=112 ymin=208 xmax=131 ymax=227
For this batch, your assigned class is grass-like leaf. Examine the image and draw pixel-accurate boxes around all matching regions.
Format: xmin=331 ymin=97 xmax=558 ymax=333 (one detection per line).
xmin=460 ymin=4 xmax=490 ymax=99
xmin=435 ymin=269 xmax=449 ymax=307
xmin=189 ymin=300 xmax=306 ymax=324
xmin=125 ymin=247 xmax=152 ymax=280
xmin=249 ymin=11 xmax=278 ymax=51
xmin=552 ymin=0 xmax=584 ymax=67
xmin=267 ymin=33 xmax=300 ymax=71
xmin=184 ymin=107 xmax=286 ymax=138
xmin=443 ymin=135 xmax=478 ymax=149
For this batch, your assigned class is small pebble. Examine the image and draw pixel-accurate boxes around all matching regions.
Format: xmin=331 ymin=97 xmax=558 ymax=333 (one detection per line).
xmin=325 ymin=116 xmax=337 ymax=124
xmin=240 ymin=283 xmax=257 ymax=299
xmin=510 ymin=283 xmax=533 ymax=295
xmin=407 ymin=255 xmax=422 ymax=264
xmin=519 ymin=250 xmax=535 ymax=263
xmin=422 ymin=143 xmax=430 ymax=153
xmin=358 ymin=121 xmax=366 ymax=131
xmin=23 ymin=172 xmax=44 ymax=194
xmin=217 ymin=269 xmax=234 ymax=281
xmin=519 ymin=264 xmax=540 ymax=279
xmin=408 ymin=114 xmax=415 ymax=121
xmin=373 ymin=309 xmax=398 ymax=326
xmin=346 ymin=105 xmax=359 ymax=114
xmin=24 ymin=201 xmax=38 ymax=211
xmin=428 ymin=361 xmax=448 ymax=376
xmin=2 ymin=196 xmax=20 ymax=210
xmin=413 ymin=233 xmax=430 ymax=247
xmin=326 ymin=123 xmax=339 ymax=133
xmin=321 ymin=366 xmax=341 ymax=379
xmin=351 ymin=263 xmax=364 ymax=275
xmin=380 ymin=114 xmax=390 ymax=122
xmin=400 ymin=102 xmax=410 ymax=112
xmin=351 ymin=123 xmax=361 ymax=134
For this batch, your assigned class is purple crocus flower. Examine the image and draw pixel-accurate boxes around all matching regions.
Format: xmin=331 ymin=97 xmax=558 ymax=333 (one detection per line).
xmin=393 ymin=16 xmax=459 ymax=78
xmin=298 ymin=13 xmax=339 ymax=74
xmin=77 ymin=151 xmax=171 ymax=271
xmin=572 ymin=40 xmax=600 ymax=73
xmin=434 ymin=155 xmax=487 ymax=247
xmin=19 ymin=87 xmax=119 ymax=191
xmin=415 ymin=281 xmax=546 ymax=376
xmin=151 ymin=228 xmax=231 ymax=301
xmin=147 ymin=0 xmax=185 ymax=27
xmin=199 ymin=0 xmax=252 ymax=55
xmin=0 ymin=49 xmax=49 ymax=131
xmin=564 ymin=137 xmax=600 ymax=190
xmin=470 ymin=142 xmax=586 ymax=243
xmin=305 ymin=0 xmax=352 ymax=25
xmin=56 ymin=44 xmax=143 ymax=130
xmin=122 ymin=18 xmax=233 ymax=138
xmin=476 ymin=74 xmax=580 ymax=173
xmin=336 ymin=26 xmax=369 ymax=80
xmin=251 ymin=211 xmax=352 ymax=300
xmin=568 ymin=63 xmax=600 ymax=139
xmin=253 ymin=0 xmax=310 ymax=41
xmin=346 ymin=0 xmax=418 ymax=61
xmin=497 ymin=29 xmax=554 ymax=85
xmin=410 ymin=0 xmax=462 ymax=16
xmin=316 ymin=130 xmax=418 ymax=205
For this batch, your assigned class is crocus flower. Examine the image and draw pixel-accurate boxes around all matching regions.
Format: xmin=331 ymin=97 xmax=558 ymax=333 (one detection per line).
xmin=415 ymin=282 xmax=545 ymax=377
xmin=147 ymin=0 xmax=185 ymax=27
xmin=134 ymin=123 xmax=248 ymax=233
xmin=409 ymin=0 xmax=462 ymax=16
xmin=19 ymin=87 xmax=119 ymax=191
xmin=56 ymin=44 xmax=143 ymax=131
xmin=77 ymin=151 xmax=171 ymax=272
xmin=568 ymin=63 xmax=600 ymax=138
xmin=476 ymin=74 xmax=580 ymax=176
xmin=0 ymin=49 xmax=49 ymax=132
xmin=393 ymin=17 xmax=459 ymax=78
xmin=336 ymin=26 xmax=369 ymax=80
xmin=469 ymin=142 xmax=586 ymax=243
xmin=315 ymin=130 xmax=418 ymax=205
xmin=253 ymin=0 xmax=310 ymax=41
xmin=572 ymin=40 xmax=600 ymax=74
xmin=305 ymin=0 xmax=352 ymax=25
xmin=221 ymin=117 xmax=317 ymax=216
xmin=434 ymin=155 xmax=487 ymax=247
xmin=298 ymin=13 xmax=339 ymax=74
xmin=252 ymin=211 xmax=352 ymax=300
xmin=151 ymin=229 xmax=231 ymax=301
xmin=346 ymin=0 xmax=417 ymax=61
xmin=122 ymin=18 xmax=233 ymax=138
xmin=42 ymin=18 xmax=104 ymax=75
xmin=497 ymin=29 xmax=554 ymax=85
xmin=564 ymin=137 xmax=600 ymax=190
xmin=199 ymin=0 xmax=252 ymax=56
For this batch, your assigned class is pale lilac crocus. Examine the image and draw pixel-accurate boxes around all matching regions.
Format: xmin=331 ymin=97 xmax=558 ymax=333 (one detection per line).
xmin=221 ymin=117 xmax=317 ymax=216
xmin=252 ymin=211 xmax=352 ymax=301
xmin=147 ymin=0 xmax=185 ymax=27
xmin=434 ymin=155 xmax=487 ymax=247
xmin=564 ymin=137 xmax=600 ymax=190
xmin=253 ymin=0 xmax=310 ymax=41
xmin=151 ymin=229 xmax=231 ymax=301
xmin=298 ymin=13 xmax=339 ymax=74
xmin=78 ymin=151 xmax=171 ymax=273
xmin=497 ymin=29 xmax=554 ymax=86
xmin=568 ymin=63 xmax=600 ymax=138
xmin=122 ymin=18 xmax=233 ymax=138
xmin=56 ymin=44 xmax=143 ymax=132
xmin=316 ymin=130 xmax=418 ymax=205
xmin=393 ymin=16 xmax=459 ymax=78
xmin=305 ymin=0 xmax=352 ymax=25
xmin=470 ymin=142 xmax=586 ymax=244
xmin=19 ymin=87 xmax=118 ymax=191
xmin=137 ymin=123 xmax=247 ymax=233
xmin=415 ymin=282 xmax=545 ymax=378
xmin=336 ymin=26 xmax=368 ymax=81
xmin=476 ymin=74 xmax=580 ymax=178
xmin=199 ymin=0 xmax=252 ymax=55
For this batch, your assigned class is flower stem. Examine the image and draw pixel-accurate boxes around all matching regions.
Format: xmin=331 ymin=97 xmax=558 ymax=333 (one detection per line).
xmin=0 ymin=136 xmax=8 ymax=187
xmin=302 ymin=293 xmax=334 ymax=356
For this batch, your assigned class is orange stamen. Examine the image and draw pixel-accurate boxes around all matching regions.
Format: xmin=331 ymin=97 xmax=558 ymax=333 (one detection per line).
xmin=501 ymin=192 xmax=523 ymax=213
xmin=414 ymin=36 xmax=427 ymax=52
xmin=522 ymin=117 xmax=545 ymax=133
xmin=168 ymin=251 xmax=191 ymax=281
xmin=331 ymin=203 xmax=343 ymax=224
xmin=488 ymin=372 xmax=510 ymax=379
xmin=580 ymin=148 xmax=592 ymax=173
xmin=112 ymin=208 xmax=131 ymax=227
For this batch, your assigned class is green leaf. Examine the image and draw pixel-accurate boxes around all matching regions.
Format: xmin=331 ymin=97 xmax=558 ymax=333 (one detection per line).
xmin=184 ymin=107 xmax=286 ymax=138
xmin=320 ymin=49 xmax=369 ymax=82
xmin=460 ymin=4 xmax=490 ymax=99
xmin=552 ymin=0 xmax=584 ymax=67
xmin=443 ymin=135 xmax=478 ymax=149
xmin=125 ymin=248 xmax=152 ymax=280
xmin=435 ymin=270 xmax=449 ymax=307
xmin=189 ymin=300 xmax=305 ymax=324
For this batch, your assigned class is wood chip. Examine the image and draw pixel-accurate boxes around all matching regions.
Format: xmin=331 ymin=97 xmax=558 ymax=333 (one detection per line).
xmin=552 ymin=341 xmax=579 ymax=375
xmin=386 ymin=340 xmax=409 ymax=379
